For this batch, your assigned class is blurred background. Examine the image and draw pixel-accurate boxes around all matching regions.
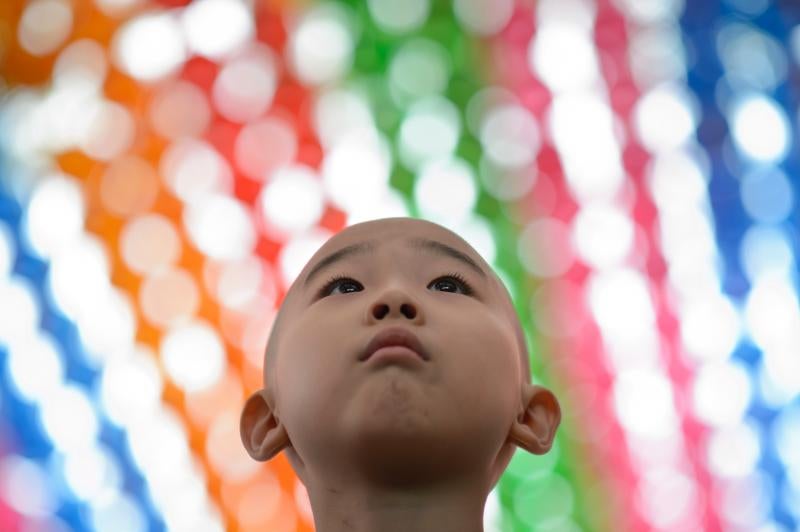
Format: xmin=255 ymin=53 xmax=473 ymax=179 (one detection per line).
xmin=0 ymin=0 xmax=798 ymax=530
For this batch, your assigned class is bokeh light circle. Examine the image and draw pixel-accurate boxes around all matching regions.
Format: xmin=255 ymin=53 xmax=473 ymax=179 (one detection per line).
xmin=289 ymin=4 xmax=355 ymax=85
xmin=235 ymin=118 xmax=297 ymax=181
xmin=113 ymin=11 xmax=186 ymax=81
xmin=161 ymin=321 xmax=227 ymax=392
xmin=212 ymin=45 xmax=277 ymax=123
xmin=120 ymin=214 xmax=182 ymax=276
xmin=184 ymin=194 xmax=255 ymax=260
xmin=259 ymin=165 xmax=325 ymax=237
xmin=367 ymin=0 xmax=429 ymax=34
xmin=18 ymin=0 xmax=73 ymax=57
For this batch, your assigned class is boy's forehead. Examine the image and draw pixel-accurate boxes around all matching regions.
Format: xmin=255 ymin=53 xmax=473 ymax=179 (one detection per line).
xmin=301 ymin=218 xmax=487 ymax=278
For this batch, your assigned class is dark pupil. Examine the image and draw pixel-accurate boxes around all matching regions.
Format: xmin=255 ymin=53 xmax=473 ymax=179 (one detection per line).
xmin=436 ymin=279 xmax=456 ymax=292
xmin=340 ymin=281 xmax=359 ymax=293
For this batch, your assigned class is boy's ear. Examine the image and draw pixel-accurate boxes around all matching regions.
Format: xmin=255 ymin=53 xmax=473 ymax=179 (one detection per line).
xmin=240 ymin=390 xmax=291 ymax=461
xmin=508 ymin=384 xmax=561 ymax=455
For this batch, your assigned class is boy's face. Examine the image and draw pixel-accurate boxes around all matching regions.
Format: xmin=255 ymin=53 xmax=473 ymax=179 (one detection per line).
xmin=266 ymin=218 xmax=526 ymax=487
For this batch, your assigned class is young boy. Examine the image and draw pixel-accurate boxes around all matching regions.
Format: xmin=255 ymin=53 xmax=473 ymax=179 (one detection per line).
xmin=240 ymin=217 xmax=561 ymax=532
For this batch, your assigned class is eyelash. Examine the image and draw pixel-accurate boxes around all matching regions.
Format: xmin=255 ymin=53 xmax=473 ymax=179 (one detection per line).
xmin=318 ymin=272 xmax=475 ymax=298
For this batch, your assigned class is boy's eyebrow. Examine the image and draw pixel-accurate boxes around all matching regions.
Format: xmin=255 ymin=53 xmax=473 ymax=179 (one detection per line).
xmin=302 ymin=237 xmax=487 ymax=289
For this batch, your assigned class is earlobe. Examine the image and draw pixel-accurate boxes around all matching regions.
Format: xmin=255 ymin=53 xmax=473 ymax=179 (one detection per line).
xmin=240 ymin=390 xmax=291 ymax=461
xmin=508 ymin=384 xmax=561 ymax=455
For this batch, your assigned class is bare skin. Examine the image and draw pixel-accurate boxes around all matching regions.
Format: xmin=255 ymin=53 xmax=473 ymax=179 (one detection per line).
xmin=241 ymin=217 xmax=560 ymax=532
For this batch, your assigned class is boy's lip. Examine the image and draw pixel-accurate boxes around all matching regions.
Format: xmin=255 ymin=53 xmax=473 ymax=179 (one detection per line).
xmin=360 ymin=327 xmax=429 ymax=362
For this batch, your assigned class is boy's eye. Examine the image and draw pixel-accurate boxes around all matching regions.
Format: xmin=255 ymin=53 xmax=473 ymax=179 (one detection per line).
xmin=428 ymin=274 xmax=474 ymax=295
xmin=319 ymin=273 xmax=474 ymax=298
xmin=321 ymin=276 xmax=363 ymax=296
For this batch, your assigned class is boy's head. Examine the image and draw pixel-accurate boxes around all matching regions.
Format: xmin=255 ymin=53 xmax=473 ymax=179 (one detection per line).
xmin=241 ymin=217 xmax=559 ymax=495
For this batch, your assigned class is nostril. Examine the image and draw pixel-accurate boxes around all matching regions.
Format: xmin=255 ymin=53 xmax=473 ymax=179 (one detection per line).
xmin=372 ymin=303 xmax=389 ymax=319
xmin=401 ymin=303 xmax=416 ymax=319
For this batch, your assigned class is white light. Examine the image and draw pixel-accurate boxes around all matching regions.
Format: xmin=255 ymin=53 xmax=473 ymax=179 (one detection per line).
xmin=89 ymin=492 xmax=147 ymax=532
xmin=549 ymin=93 xmax=624 ymax=201
xmin=389 ymin=38 xmax=451 ymax=105
xmin=161 ymin=321 xmax=226 ymax=392
xmin=206 ymin=409 xmax=260 ymax=481
xmin=740 ymin=168 xmax=794 ymax=223
xmin=480 ymin=104 xmax=540 ymax=169
xmin=120 ymin=214 xmax=181 ymax=276
xmin=648 ymin=151 xmax=708 ymax=212
xmin=235 ymin=118 xmax=297 ymax=181
xmin=717 ymin=472 xmax=771 ymax=528
xmin=572 ymin=203 xmax=634 ymax=269
xmin=25 ymin=174 xmax=85 ymax=259
xmin=454 ymin=215 xmax=497 ymax=266
xmin=637 ymin=467 xmax=697 ymax=529
xmin=182 ymin=0 xmax=253 ymax=59
xmin=680 ymin=294 xmax=741 ymax=361
xmin=40 ymin=384 xmax=99 ymax=453
xmin=212 ymin=45 xmax=277 ymax=123
xmin=127 ymin=408 xmax=192 ymax=483
xmin=278 ymin=228 xmax=333 ymax=287
xmin=707 ymin=422 xmax=761 ymax=477
xmin=101 ymin=347 xmax=163 ymax=427
xmin=761 ymin=345 xmax=800 ymax=405
xmin=0 ymin=279 xmax=40 ymax=345
xmin=517 ymin=218 xmax=574 ymax=277
xmin=344 ymin=189 xmax=411 ymax=226
xmin=289 ymin=5 xmax=354 ymax=85
xmin=140 ymin=268 xmax=199 ymax=328
xmin=313 ymin=89 xmax=374 ymax=148
xmin=772 ymin=404 xmax=800 ymax=469
xmin=367 ymin=0 xmax=429 ymax=34
xmin=730 ymin=96 xmax=790 ymax=162
xmin=78 ymin=100 xmax=135 ymax=160
xmin=659 ymin=207 xmax=717 ymax=269
xmin=53 ymin=39 xmax=108 ymax=88
xmin=717 ymin=23 xmax=787 ymax=92
xmin=259 ymin=165 xmax=325 ymax=237
xmin=49 ymin=234 xmax=111 ymax=318
xmin=414 ymin=157 xmax=477 ymax=225
xmin=0 ymin=456 xmax=57 ymax=517
xmin=454 ymin=0 xmax=513 ymax=36
xmin=588 ymin=268 xmax=655 ymax=341
xmin=94 ymin=0 xmax=143 ymax=16
xmin=323 ymin=129 xmax=391 ymax=213
xmin=63 ymin=444 xmax=121 ymax=501
xmin=6 ymin=333 xmax=64 ymax=404
xmin=740 ymin=225 xmax=794 ymax=282
xmin=530 ymin=24 xmax=598 ymax=91
xmin=629 ymin=27 xmax=687 ymax=88
xmin=184 ymin=194 xmax=255 ymax=260
xmin=113 ymin=11 xmax=186 ymax=81
xmin=744 ymin=272 xmax=800 ymax=352
xmin=478 ymin=156 xmax=537 ymax=201
xmin=613 ymin=369 xmax=677 ymax=437
xmin=214 ymin=256 xmax=263 ymax=309
xmin=692 ymin=361 xmax=752 ymax=427
xmin=148 ymin=80 xmax=211 ymax=140
xmin=0 ymin=224 xmax=11 ymax=278
xmin=399 ymin=97 xmax=461 ymax=170
xmin=613 ymin=0 xmax=682 ymax=23
xmin=161 ymin=139 xmax=232 ymax=204
xmin=634 ymin=85 xmax=695 ymax=152
xmin=18 ymin=0 xmax=73 ymax=56
xmin=79 ymin=290 xmax=137 ymax=364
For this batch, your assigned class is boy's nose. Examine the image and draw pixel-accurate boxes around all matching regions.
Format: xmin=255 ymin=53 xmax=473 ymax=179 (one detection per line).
xmin=369 ymin=289 xmax=419 ymax=321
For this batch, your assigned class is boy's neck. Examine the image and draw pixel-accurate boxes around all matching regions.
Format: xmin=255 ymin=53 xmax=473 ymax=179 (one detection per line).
xmin=307 ymin=477 xmax=488 ymax=532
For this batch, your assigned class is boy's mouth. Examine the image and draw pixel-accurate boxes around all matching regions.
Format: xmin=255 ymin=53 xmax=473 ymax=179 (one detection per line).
xmin=360 ymin=327 xmax=429 ymax=362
